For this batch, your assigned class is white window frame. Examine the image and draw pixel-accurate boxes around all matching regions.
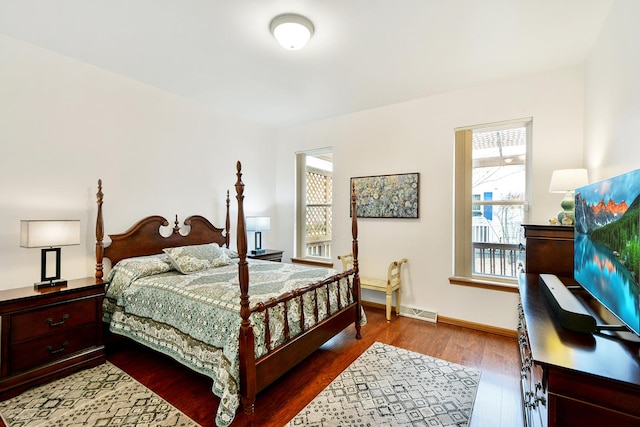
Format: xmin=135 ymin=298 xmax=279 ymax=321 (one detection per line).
xmin=294 ymin=149 xmax=333 ymax=263
xmin=450 ymin=119 xmax=531 ymax=291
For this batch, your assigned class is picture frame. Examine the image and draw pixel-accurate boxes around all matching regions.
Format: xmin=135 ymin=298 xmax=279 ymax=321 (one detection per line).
xmin=350 ymin=173 xmax=419 ymax=218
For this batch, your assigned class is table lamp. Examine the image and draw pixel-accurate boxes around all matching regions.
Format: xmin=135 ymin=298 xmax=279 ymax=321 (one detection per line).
xmin=20 ymin=220 xmax=81 ymax=288
xmin=246 ymin=216 xmax=270 ymax=255
xmin=549 ymin=169 xmax=589 ymax=225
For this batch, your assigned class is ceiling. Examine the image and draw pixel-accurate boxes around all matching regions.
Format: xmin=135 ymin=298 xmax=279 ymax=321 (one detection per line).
xmin=0 ymin=0 xmax=613 ymax=128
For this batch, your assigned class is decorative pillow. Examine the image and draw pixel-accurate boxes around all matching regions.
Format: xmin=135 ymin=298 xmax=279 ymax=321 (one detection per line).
xmin=105 ymin=254 xmax=176 ymax=300
xmin=163 ymin=243 xmax=232 ymax=274
xmin=222 ymin=247 xmax=239 ymax=259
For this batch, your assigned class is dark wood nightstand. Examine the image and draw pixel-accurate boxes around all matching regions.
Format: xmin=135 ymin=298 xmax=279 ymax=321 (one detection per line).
xmin=0 ymin=277 xmax=106 ymax=399
xmin=247 ymin=249 xmax=284 ymax=262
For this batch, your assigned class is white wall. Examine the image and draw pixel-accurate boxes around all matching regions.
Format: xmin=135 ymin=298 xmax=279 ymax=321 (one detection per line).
xmin=584 ymin=0 xmax=640 ymax=180
xmin=275 ymin=66 xmax=585 ymax=331
xmin=0 ymin=35 xmax=277 ymax=289
xmin=6 ymin=6 xmax=628 ymax=332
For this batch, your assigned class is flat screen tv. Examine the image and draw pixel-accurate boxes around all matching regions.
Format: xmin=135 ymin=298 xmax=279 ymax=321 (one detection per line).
xmin=574 ymin=168 xmax=640 ymax=335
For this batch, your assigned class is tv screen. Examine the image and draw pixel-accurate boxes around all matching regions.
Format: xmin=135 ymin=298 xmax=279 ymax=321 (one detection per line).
xmin=574 ymin=168 xmax=640 ymax=335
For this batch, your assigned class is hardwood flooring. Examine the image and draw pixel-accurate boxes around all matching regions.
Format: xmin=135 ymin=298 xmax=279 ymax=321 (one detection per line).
xmin=105 ymin=306 xmax=524 ymax=427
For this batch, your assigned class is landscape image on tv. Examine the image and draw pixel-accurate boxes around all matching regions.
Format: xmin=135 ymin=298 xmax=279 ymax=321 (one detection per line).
xmin=574 ymin=168 xmax=640 ymax=335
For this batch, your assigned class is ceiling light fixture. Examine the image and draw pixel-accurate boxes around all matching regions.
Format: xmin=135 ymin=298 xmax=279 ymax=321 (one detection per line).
xmin=270 ymin=13 xmax=314 ymax=50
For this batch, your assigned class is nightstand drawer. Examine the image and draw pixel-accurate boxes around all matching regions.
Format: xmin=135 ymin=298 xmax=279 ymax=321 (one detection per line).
xmin=0 ymin=277 xmax=106 ymax=400
xmin=11 ymin=298 xmax=98 ymax=343
xmin=9 ymin=324 xmax=98 ymax=374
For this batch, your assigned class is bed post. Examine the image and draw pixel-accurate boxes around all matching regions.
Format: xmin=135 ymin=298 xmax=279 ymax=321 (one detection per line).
xmin=95 ymin=179 xmax=104 ymax=279
xmin=235 ymin=161 xmax=257 ymax=419
xmin=351 ymin=182 xmax=362 ymax=339
xmin=225 ymin=190 xmax=230 ymax=248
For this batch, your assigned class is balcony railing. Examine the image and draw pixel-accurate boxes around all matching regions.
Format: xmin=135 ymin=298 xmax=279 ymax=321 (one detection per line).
xmin=304 ymin=239 xmax=523 ymax=276
xmin=473 ymin=242 xmax=524 ymax=278
xmin=306 ymin=236 xmax=331 ymax=258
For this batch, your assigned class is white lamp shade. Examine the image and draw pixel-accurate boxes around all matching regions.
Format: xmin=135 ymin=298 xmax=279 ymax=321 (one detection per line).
xmin=20 ymin=220 xmax=81 ymax=248
xmin=270 ymin=14 xmax=314 ymax=50
xmin=246 ymin=216 xmax=271 ymax=232
xmin=549 ymin=169 xmax=589 ymax=193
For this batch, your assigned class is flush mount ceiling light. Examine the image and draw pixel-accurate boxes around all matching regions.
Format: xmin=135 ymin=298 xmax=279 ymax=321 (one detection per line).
xmin=270 ymin=13 xmax=314 ymax=50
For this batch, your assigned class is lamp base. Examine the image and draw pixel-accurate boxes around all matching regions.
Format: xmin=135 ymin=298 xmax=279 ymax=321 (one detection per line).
xmin=34 ymin=279 xmax=68 ymax=290
xmin=251 ymin=249 xmax=266 ymax=255
xmin=557 ymin=190 xmax=576 ymax=225
xmin=557 ymin=210 xmax=575 ymax=226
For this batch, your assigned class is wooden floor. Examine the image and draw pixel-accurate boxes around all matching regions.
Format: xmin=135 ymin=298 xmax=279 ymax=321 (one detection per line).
xmin=105 ymin=306 xmax=523 ymax=427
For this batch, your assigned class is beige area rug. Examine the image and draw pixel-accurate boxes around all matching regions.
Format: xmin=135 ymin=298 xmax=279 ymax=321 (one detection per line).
xmin=0 ymin=362 xmax=200 ymax=427
xmin=286 ymin=342 xmax=481 ymax=427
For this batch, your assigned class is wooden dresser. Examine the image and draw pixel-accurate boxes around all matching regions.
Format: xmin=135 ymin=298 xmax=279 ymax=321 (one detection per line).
xmin=0 ymin=277 xmax=106 ymax=399
xmin=519 ymin=224 xmax=640 ymax=426
xmin=522 ymin=224 xmax=574 ymax=276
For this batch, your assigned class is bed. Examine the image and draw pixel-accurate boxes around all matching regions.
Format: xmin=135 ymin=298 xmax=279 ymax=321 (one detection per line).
xmin=95 ymin=161 xmax=363 ymax=426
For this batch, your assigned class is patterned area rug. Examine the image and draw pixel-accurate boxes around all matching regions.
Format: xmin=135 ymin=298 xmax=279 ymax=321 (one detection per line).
xmin=0 ymin=362 xmax=200 ymax=427
xmin=286 ymin=342 xmax=481 ymax=427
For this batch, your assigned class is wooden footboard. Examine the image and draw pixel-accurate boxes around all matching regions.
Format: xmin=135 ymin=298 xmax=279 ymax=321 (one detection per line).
xmin=251 ymin=269 xmax=359 ymax=391
xmin=234 ymin=161 xmax=361 ymax=419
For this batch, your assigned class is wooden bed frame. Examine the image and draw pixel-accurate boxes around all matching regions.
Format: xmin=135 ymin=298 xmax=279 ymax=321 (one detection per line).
xmin=94 ymin=161 xmax=362 ymax=421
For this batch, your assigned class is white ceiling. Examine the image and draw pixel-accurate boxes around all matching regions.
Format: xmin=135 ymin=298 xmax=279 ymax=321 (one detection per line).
xmin=0 ymin=0 xmax=613 ymax=128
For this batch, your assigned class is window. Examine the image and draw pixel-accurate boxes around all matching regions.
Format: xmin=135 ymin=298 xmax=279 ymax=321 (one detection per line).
xmin=295 ymin=150 xmax=333 ymax=260
xmin=451 ymin=120 xmax=530 ymax=288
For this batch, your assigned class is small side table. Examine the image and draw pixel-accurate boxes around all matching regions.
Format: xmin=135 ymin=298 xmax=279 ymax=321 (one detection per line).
xmin=0 ymin=277 xmax=106 ymax=399
xmin=247 ymin=249 xmax=284 ymax=262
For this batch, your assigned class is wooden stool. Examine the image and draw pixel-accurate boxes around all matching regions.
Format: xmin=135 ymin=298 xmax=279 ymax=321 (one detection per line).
xmin=338 ymin=254 xmax=408 ymax=321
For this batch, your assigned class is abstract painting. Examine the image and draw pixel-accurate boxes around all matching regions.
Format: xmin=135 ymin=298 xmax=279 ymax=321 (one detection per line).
xmin=351 ymin=173 xmax=419 ymax=218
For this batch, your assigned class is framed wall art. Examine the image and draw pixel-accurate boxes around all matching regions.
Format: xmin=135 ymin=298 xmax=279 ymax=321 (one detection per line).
xmin=350 ymin=173 xmax=419 ymax=218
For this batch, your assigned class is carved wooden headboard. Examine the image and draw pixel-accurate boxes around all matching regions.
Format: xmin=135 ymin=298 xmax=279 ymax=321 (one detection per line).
xmin=95 ymin=179 xmax=231 ymax=279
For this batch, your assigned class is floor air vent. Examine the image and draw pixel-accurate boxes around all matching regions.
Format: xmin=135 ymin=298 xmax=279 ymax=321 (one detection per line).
xmin=399 ymin=306 xmax=438 ymax=323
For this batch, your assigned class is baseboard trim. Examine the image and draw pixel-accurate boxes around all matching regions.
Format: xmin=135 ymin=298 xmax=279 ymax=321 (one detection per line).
xmin=361 ymin=300 xmax=394 ymax=313
xmin=438 ymin=315 xmax=517 ymax=338
xmin=361 ymin=300 xmax=517 ymax=338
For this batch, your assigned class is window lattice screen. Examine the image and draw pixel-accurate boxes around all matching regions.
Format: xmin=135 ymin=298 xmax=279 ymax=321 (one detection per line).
xmin=306 ymin=171 xmax=332 ymax=240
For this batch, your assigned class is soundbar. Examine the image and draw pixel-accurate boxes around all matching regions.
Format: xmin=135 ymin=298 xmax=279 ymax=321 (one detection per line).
xmin=539 ymin=274 xmax=597 ymax=333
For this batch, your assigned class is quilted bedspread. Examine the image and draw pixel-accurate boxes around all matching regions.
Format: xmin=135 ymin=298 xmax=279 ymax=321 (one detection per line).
xmin=103 ymin=254 xmax=362 ymax=426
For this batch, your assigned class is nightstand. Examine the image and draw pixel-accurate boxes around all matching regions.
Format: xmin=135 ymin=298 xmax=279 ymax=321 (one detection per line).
xmin=248 ymin=249 xmax=284 ymax=262
xmin=0 ymin=277 xmax=106 ymax=399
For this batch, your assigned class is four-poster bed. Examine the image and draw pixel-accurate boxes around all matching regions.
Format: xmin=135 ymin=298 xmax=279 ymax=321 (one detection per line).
xmin=95 ymin=161 xmax=362 ymax=426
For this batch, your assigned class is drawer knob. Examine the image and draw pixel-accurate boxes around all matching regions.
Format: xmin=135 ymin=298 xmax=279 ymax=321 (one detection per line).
xmin=46 ymin=341 xmax=69 ymax=354
xmin=46 ymin=314 xmax=70 ymax=327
